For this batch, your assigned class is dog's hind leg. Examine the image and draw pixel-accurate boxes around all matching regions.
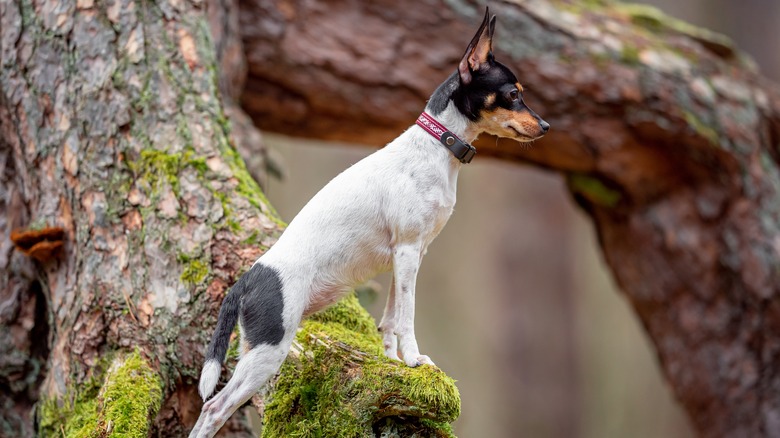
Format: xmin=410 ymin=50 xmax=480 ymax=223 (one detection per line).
xmin=190 ymin=261 xmax=306 ymax=438
xmin=189 ymin=342 xmax=291 ymax=438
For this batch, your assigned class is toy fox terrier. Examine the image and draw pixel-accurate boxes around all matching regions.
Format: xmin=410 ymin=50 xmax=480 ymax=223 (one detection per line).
xmin=189 ymin=8 xmax=548 ymax=437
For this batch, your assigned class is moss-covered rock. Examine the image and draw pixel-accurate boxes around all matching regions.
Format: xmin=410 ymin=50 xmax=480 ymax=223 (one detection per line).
xmin=263 ymin=294 xmax=460 ymax=438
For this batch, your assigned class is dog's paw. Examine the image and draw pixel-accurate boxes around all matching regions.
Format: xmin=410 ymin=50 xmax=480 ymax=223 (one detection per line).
xmin=381 ymin=331 xmax=401 ymax=361
xmin=405 ymin=355 xmax=436 ymax=368
xmin=384 ymin=347 xmax=401 ymax=362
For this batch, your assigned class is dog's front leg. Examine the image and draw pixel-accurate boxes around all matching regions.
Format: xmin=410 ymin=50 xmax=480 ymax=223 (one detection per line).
xmin=393 ymin=242 xmax=435 ymax=367
xmin=379 ymin=278 xmax=401 ymax=361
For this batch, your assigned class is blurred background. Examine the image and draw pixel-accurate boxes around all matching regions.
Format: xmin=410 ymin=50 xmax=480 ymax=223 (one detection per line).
xmin=258 ymin=2 xmax=779 ymax=437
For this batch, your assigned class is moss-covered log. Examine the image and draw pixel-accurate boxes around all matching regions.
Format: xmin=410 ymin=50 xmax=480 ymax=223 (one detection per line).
xmin=264 ymin=294 xmax=460 ymax=438
xmin=0 ymin=0 xmax=460 ymax=436
xmin=38 ymin=351 xmax=162 ymax=438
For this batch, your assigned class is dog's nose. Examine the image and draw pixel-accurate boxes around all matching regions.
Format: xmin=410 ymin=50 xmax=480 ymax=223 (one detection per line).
xmin=539 ymin=120 xmax=550 ymax=133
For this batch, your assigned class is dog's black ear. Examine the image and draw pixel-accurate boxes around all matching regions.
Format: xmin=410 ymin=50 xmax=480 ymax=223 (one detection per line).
xmin=458 ymin=8 xmax=495 ymax=85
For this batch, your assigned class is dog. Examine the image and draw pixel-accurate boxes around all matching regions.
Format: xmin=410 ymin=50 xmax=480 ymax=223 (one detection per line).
xmin=188 ymin=8 xmax=548 ymax=437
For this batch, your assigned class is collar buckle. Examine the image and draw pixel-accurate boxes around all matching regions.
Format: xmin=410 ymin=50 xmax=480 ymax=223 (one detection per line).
xmin=416 ymin=112 xmax=477 ymax=164
xmin=441 ymin=133 xmax=476 ymax=164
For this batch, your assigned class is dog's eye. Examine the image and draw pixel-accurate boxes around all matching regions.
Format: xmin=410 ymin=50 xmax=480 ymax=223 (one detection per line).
xmin=509 ymin=89 xmax=519 ymax=101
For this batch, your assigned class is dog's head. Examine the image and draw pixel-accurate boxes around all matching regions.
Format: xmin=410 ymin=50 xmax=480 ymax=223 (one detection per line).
xmin=430 ymin=8 xmax=549 ymax=142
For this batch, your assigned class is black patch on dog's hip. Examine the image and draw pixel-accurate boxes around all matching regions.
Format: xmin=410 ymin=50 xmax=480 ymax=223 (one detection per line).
xmin=239 ymin=263 xmax=285 ymax=346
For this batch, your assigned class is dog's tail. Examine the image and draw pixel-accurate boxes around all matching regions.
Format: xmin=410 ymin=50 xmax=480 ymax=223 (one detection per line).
xmin=198 ymin=278 xmax=247 ymax=400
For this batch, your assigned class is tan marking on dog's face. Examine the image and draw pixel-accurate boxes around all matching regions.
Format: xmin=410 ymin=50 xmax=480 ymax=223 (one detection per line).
xmin=484 ymin=93 xmax=496 ymax=107
xmin=475 ymin=107 xmax=545 ymax=142
xmin=515 ymin=82 xmax=524 ymax=92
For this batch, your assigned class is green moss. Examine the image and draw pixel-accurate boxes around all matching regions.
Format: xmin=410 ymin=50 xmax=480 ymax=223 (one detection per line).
xmin=37 ymin=357 xmax=107 ymax=437
xmin=180 ymin=258 xmax=209 ymax=285
xmin=132 ymin=73 xmax=154 ymax=112
xmin=128 ymin=149 xmax=208 ymax=196
xmin=682 ymin=110 xmax=720 ymax=145
xmin=620 ymin=45 xmax=641 ymax=65
xmin=552 ymin=0 xmax=612 ymax=13
xmin=308 ymin=293 xmax=380 ymax=337
xmin=420 ymin=418 xmax=455 ymax=437
xmin=616 ymin=3 xmax=735 ymax=57
xmin=227 ymin=219 xmax=242 ymax=233
xmin=373 ymin=417 xmax=455 ymax=438
xmin=263 ymin=294 xmax=460 ymax=438
xmin=39 ymin=389 xmax=100 ymax=437
xmin=129 ymin=150 xmax=178 ymax=191
xmin=37 ymin=351 xmax=162 ymax=438
xmin=580 ymin=0 xmax=612 ymax=8
xmin=190 ymin=157 xmax=208 ymax=176
xmin=567 ymin=173 xmax=621 ymax=207
xmin=177 ymin=251 xmax=211 ymax=286
xmin=99 ymin=352 xmax=163 ymax=438
xmin=242 ymin=230 xmax=261 ymax=246
xmin=619 ymin=3 xmax=665 ymax=32
xmin=215 ymin=191 xmax=231 ymax=216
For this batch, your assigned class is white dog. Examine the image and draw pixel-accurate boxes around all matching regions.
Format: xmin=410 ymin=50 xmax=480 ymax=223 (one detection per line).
xmin=189 ymin=8 xmax=548 ymax=437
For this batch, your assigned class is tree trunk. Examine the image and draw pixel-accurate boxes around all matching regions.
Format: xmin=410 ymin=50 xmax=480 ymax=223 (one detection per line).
xmin=0 ymin=0 xmax=458 ymax=436
xmin=237 ymin=0 xmax=780 ymax=436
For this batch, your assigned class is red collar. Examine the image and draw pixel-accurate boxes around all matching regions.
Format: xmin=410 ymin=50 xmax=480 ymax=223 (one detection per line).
xmin=416 ymin=112 xmax=476 ymax=164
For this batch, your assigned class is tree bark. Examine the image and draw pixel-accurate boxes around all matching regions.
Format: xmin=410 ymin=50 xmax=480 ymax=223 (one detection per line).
xmin=237 ymin=0 xmax=780 ymax=436
xmin=0 ymin=0 xmax=458 ymax=436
